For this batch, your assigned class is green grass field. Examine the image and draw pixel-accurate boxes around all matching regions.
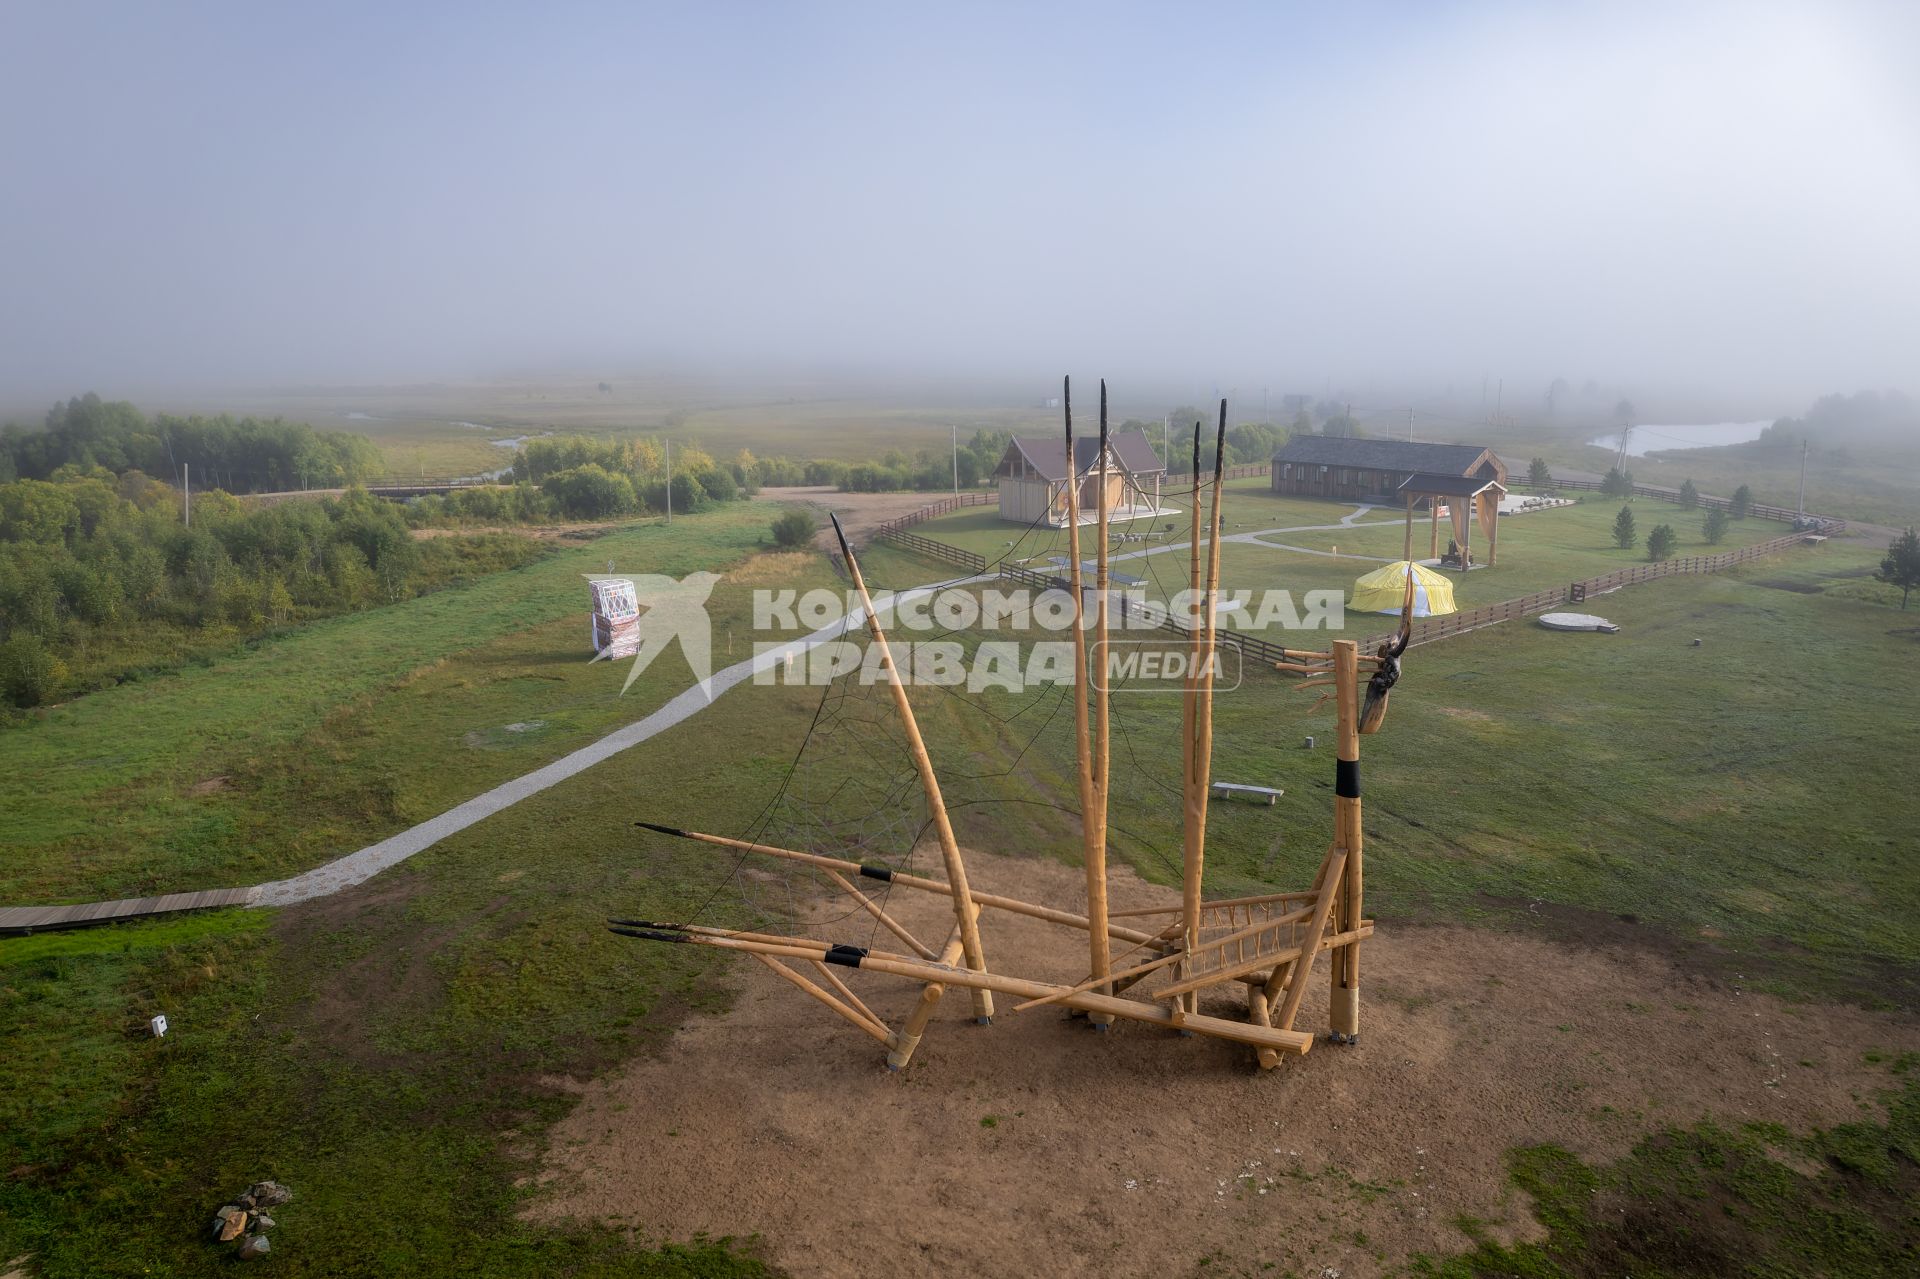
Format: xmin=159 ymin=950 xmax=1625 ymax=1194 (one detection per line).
xmin=0 ymin=502 xmax=844 ymax=903
xmin=3 ymin=494 xmax=1915 ymax=1276
xmin=136 ymin=377 xmax=1062 ymax=481
xmin=876 ymin=486 xmax=1790 ymax=639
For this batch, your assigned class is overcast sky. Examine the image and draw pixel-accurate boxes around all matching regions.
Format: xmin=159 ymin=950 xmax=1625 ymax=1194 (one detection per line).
xmin=2 ymin=1 xmax=1915 ymax=409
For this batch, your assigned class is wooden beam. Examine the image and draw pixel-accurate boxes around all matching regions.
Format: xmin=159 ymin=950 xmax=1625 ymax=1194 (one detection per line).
xmin=832 ymin=514 xmax=995 ymax=1018
xmin=820 ymin=869 xmax=936 ymax=960
xmin=1330 ymin=638 xmax=1365 ymax=1038
xmin=752 ymin=953 xmax=893 ymax=1045
xmin=638 ymin=825 xmax=1165 ymax=946
xmin=1088 ymin=380 xmax=1115 ymax=1023
xmin=642 ymin=930 xmax=1314 ymax=1054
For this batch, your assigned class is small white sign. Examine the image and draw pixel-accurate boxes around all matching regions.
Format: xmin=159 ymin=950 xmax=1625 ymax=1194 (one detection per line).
xmin=150 ymin=1014 xmax=168 ymax=1038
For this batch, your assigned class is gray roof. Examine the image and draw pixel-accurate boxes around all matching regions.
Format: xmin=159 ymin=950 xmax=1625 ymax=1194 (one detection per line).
xmin=998 ymin=429 xmax=1166 ymax=481
xmin=1397 ymin=471 xmax=1508 ymax=497
xmin=1270 ymin=436 xmax=1497 ymax=475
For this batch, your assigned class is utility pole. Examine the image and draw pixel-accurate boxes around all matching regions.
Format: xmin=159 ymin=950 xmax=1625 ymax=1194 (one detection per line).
xmin=1797 ymin=438 xmax=1808 ymax=520
xmin=664 ymin=438 xmax=671 ymax=525
xmin=951 ymin=424 xmax=959 ymax=498
xmin=1407 ymin=407 xmax=1414 ymax=442
xmin=182 ymin=462 xmax=190 ymax=528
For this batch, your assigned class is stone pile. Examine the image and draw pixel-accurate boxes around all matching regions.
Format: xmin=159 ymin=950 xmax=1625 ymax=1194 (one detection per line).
xmin=210 ymin=1180 xmax=291 ymax=1259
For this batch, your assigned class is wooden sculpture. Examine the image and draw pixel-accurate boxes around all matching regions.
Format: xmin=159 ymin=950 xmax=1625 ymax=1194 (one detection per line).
xmin=612 ymin=381 xmax=1397 ymax=1071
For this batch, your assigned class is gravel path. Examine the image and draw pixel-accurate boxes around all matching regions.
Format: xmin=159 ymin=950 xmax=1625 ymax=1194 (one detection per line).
xmin=253 ymin=506 xmax=1390 ymax=905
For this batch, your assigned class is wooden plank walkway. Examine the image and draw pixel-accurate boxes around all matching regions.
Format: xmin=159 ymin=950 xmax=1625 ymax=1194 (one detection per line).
xmin=0 ymin=887 xmax=260 ymax=936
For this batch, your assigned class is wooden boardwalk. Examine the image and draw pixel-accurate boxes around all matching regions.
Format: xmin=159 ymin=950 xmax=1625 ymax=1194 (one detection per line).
xmin=0 ymin=887 xmax=259 ymax=936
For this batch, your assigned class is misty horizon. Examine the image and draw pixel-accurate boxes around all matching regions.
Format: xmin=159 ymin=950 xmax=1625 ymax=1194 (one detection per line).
xmin=3 ymin=2 xmax=1916 ymax=414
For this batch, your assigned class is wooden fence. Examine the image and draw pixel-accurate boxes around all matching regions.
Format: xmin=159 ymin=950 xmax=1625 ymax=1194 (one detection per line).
xmin=879 ymin=529 xmax=987 ymax=573
xmin=894 ymin=473 xmax=1844 ymax=666
xmin=1545 ymin=477 xmax=1846 ymax=532
xmin=1351 ymin=526 xmax=1826 ymax=652
xmin=1165 ymin=462 xmax=1268 ymax=483
xmin=872 ymin=490 xmax=996 ymax=538
xmin=998 ymin=526 xmax=1829 ymax=668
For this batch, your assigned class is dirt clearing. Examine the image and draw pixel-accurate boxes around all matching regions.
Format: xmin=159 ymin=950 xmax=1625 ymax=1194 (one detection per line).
xmin=529 ymin=849 xmax=1915 ymax=1278
xmin=755 ymin=486 xmax=956 ymax=550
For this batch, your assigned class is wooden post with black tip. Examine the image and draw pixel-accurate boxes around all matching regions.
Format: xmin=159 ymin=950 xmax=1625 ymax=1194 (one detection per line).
xmin=829 ymin=511 xmax=994 ymax=1022
xmin=1062 ymin=377 xmax=1113 ymax=1026
xmin=1328 ymin=637 xmax=1363 ymax=1042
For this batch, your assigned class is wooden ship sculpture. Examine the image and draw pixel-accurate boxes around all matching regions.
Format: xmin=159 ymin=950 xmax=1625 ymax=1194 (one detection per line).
xmin=614 ymin=381 xmax=1407 ymax=1071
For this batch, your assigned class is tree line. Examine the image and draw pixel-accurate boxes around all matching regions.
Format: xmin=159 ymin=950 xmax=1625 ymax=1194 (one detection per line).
xmin=1 ymin=394 xmax=383 ymax=492
xmin=0 ymin=467 xmax=540 ymax=711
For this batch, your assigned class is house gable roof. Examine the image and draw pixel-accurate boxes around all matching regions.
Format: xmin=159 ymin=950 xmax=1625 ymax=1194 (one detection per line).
xmin=995 ymin=429 xmax=1166 ymax=482
xmin=1270 ymin=436 xmax=1499 ymax=476
xmin=1396 ymin=471 xmax=1508 ymax=497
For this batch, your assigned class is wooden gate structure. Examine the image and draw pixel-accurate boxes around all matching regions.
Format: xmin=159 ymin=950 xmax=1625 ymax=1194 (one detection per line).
xmin=614 ymin=382 xmax=1397 ymax=1071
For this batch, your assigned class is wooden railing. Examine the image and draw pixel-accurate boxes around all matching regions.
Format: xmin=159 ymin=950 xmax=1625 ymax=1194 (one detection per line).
xmin=879 ymin=529 xmax=986 ymax=573
xmin=872 ymin=491 xmax=996 ymax=538
xmin=1002 ymin=528 xmax=1827 ymax=666
xmin=1351 ymin=526 xmax=1825 ymax=652
xmin=1544 ymin=478 xmax=1846 ymax=533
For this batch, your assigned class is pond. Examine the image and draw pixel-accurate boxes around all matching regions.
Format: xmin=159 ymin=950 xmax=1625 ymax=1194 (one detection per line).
xmin=1588 ymin=420 xmax=1770 ymax=456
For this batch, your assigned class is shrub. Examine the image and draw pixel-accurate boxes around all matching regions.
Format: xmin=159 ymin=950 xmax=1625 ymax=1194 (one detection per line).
xmin=1702 ymin=507 xmax=1729 ymax=545
xmin=0 ymin=632 xmax=62 ymax=707
xmin=1646 ymin=524 xmax=1676 ymax=561
xmin=1730 ymin=484 xmax=1754 ymax=519
xmin=541 ymin=464 xmax=637 ymax=519
xmin=1679 ymin=479 xmax=1699 ymax=507
xmin=771 ymin=510 xmax=817 ymax=549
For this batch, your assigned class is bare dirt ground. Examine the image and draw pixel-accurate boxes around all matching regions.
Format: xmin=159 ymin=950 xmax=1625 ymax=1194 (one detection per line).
xmin=755 ymin=486 xmax=955 ymax=551
xmin=528 ymin=849 xmax=1917 ymax=1278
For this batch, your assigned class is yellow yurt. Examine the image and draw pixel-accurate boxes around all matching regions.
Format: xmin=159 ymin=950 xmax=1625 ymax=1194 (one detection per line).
xmin=1350 ymin=561 xmax=1457 ymax=617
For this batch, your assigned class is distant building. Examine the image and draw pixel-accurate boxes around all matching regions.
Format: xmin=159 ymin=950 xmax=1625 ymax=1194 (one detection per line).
xmin=1270 ymin=437 xmax=1506 ymax=503
xmin=991 ymin=430 xmax=1168 ymax=525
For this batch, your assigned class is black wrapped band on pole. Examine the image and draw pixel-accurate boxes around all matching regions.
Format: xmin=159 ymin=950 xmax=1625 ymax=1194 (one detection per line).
xmin=1336 ymin=758 xmax=1361 ymax=798
xmin=857 ymin=864 xmax=895 ymax=883
xmin=823 ymin=944 xmax=870 ymax=968
xmin=608 ymin=927 xmax=692 ymax=944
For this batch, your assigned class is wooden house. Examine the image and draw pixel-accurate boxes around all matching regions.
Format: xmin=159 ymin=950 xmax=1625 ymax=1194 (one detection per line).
xmin=991 ymin=430 xmax=1168 ymax=525
xmin=1270 ymin=437 xmax=1506 ymax=504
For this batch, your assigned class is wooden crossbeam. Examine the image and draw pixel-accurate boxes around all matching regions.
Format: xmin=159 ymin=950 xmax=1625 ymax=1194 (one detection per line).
xmin=617 ymin=927 xmax=1314 ymax=1055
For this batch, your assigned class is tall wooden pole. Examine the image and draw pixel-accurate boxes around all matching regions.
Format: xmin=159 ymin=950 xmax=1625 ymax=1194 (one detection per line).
xmin=1180 ymin=406 xmax=1229 ymax=1012
xmin=1403 ymin=492 xmax=1413 ymax=561
xmin=1179 ymin=423 xmax=1204 ymax=1001
xmin=1089 ymin=382 xmax=1115 ymax=1019
xmin=1328 ymin=638 xmax=1364 ymax=1040
xmin=1430 ymin=500 xmax=1439 ymax=560
xmin=1064 ymin=379 xmax=1112 ymax=1024
xmin=830 ymin=514 xmax=993 ymax=1020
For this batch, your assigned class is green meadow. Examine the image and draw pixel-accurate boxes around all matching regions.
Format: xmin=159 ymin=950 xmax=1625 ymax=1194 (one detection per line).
xmin=3 ymin=494 xmax=1915 ymax=1276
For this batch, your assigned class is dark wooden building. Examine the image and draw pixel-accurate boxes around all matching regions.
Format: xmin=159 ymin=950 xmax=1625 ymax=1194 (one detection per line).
xmin=1270 ymin=437 xmax=1507 ymax=503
